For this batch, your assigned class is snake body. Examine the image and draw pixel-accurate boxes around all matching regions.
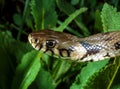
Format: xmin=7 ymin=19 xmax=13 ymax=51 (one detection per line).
xmin=28 ymin=30 xmax=120 ymax=62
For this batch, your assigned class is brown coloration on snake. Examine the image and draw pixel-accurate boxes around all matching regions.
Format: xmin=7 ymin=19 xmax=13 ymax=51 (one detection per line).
xmin=28 ymin=30 xmax=120 ymax=62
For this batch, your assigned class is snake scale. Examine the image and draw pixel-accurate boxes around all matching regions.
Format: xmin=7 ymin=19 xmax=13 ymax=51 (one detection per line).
xmin=28 ymin=30 xmax=120 ymax=62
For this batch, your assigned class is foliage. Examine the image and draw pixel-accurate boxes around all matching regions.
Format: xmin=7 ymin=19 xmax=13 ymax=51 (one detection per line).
xmin=0 ymin=0 xmax=120 ymax=89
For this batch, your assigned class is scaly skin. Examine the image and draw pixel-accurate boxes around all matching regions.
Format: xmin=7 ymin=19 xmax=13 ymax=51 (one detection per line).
xmin=28 ymin=30 xmax=120 ymax=62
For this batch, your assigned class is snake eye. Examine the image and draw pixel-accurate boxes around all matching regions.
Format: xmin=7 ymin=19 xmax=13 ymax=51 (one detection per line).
xmin=46 ymin=40 xmax=56 ymax=48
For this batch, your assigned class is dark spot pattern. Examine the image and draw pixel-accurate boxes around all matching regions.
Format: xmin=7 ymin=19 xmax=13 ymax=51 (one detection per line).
xmin=35 ymin=43 xmax=42 ymax=50
xmin=59 ymin=48 xmax=70 ymax=57
xmin=114 ymin=42 xmax=120 ymax=50
xmin=44 ymin=48 xmax=54 ymax=55
xmin=68 ymin=46 xmax=75 ymax=52
xmin=58 ymin=46 xmax=75 ymax=57
xmin=80 ymin=54 xmax=88 ymax=61
xmin=104 ymin=52 xmax=110 ymax=57
xmin=80 ymin=41 xmax=102 ymax=55
xmin=85 ymin=59 xmax=94 ymax=62
xmin=104 ymin=37 xmax=111 ymax=41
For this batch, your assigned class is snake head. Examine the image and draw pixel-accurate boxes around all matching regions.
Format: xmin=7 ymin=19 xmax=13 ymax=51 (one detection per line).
xmin=28 ymin=30 xmax=78 ymax=58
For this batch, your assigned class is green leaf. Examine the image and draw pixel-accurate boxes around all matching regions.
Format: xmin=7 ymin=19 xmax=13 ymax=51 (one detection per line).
xmin=55 ymin=7 xmax=88 ymax=32
xmin=56 ymin=0 xmax=90 ymax=36
xmin=52 ymin=60 xmax=72 ymax=84
xmin=13 ymin=13 xmax=23 ymax=26
xmin=30 ymin=0 xmax=57 ymax=30
xmin=36 ymin=68 xmax=55 ymax=89
xmin=83 ymin=57 xmax=120 ymax=89
xmin=94 ymin=10 xmax=103 ymax=32
xmin=70 ymin=0 xmax=79 ymax=5
xmin=0 ymin=46 xmax=13 ymax=89
xmin=70 ymin=57 xmax=120 ymax=89
xmin=12 ymin=51 xmax=41 ymax=89
xmin=23 ymin=0 xmax=34 ymax=30
xmin=101 ymin=3 xmax=120 ymax=32
xmin=0 ymin=31 xmax=29 ymax=89
xmin=110 ymin=57 xmax=120 ymax=89
xmin=70 ymin=59 xmax=109 ymax=89
xmin=0 ymin=31 xmax=15 ymax=89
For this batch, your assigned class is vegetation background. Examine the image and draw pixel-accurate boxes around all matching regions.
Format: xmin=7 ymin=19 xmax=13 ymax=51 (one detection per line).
xmin=0 ymin=0 xmax=120 ymax=89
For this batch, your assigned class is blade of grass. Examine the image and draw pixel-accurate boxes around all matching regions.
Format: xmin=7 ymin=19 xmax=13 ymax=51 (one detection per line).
xmin=54 ymin=7 xmax=88 ymax=32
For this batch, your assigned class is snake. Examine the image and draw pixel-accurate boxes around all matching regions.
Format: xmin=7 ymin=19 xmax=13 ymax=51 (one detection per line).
xmin=28 ymin=30 xmax=120 ymax=62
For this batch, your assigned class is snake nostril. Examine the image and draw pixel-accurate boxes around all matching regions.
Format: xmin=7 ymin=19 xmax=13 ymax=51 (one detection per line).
xmin=34 ymin=38 xmax=38 ymax=43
